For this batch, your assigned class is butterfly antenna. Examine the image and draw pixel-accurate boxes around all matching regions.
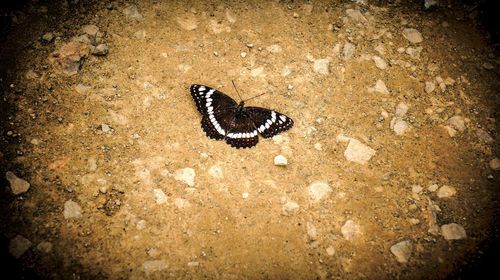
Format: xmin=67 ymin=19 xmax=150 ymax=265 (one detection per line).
xmin=243 ymin=92 xmax=267 ymax=102
xmin=232 ymin=80 xmax=243 ymax=102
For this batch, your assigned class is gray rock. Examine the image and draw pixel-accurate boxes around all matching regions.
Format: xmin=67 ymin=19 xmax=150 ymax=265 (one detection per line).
xmin=441 ymin=223 xmax=467 ymax=240
xmin=92 ymin=44 xmax=109 ymax=56
xmin=372 ymin=56 xmax=388 ymax=69
xmin=174 ymin=168 xmax=195 ymax=187
xmin=9 ymin=235 xmax=32 ymax=258
xmin=274 ymin=155 xmax=288 ymax=166
xmin=143 ymin=260 xmax=167 ymax=275
xmin=123 ymin=5 xmax=144 ymax=21
xmin=343 ymin=138 xmax=376 ymax=164
xmin=153 ymin=189 xmax=168 ymax=204
xmin=101 ymin=123 xmax=111 ymax=133
xmin=390 ymin=240 xmax=412 ymax=263
xmin=308 ymin=181 xmax=332 ymax=202
xmin=437 ymin=185 xmax=456 ymax=198
xmin=341 ymin=220 xmax=361 ymax=240
xmin=446 ymin=116 xmax=466 ymax=132
xmin=313 ymin=58 xmax=330 ymax=75
xmin=6 ymin=171 xmax=30 ymax=195
xmin=402 ymin=28 xmax=423 ymax=44
xmin=42 ymin=32 xmax=54 ymax=42
xmin=342 ymin=42 xmax=356 ymax=60
xmin=208 ymin=165 xmax=223 ymax=178
xmin=63 ymin=200 xmax=82 ymax=219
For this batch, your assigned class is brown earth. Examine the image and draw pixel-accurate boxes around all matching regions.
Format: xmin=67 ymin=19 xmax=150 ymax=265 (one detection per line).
xmin=0 ymin=0 xmax=499 ymax=279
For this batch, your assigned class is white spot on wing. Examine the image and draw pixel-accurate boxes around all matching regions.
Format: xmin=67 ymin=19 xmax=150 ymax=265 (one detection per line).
xmin=199 ymin=86 xmax=206 ymax=91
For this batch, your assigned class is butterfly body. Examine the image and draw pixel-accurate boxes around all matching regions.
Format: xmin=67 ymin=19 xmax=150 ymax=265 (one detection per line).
xmin=190 ymin=84 xmax=293 ymax=148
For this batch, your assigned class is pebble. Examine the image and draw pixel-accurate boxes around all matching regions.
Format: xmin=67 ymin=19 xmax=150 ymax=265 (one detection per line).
xmin=390 ymin=240 xmax=412 ymax=263
xmin=402 ymin=28 xmax=423 ymax=44
xmin=81 ymin=24 xmax=99 ymax=37
xmin=134 ymin=30 xmax=146 ymax=39
xmin=153 ymin=189 xmax=168 ymax=204
xmin=101 ymin=123 xmax=111 ymax=133
xmin=425 ymin=81 xmax=436 ymax=93
xmin=143 ymin=260 xmax=167 ymax=275
xmin=36 ymin=241 xmax=53 ymax=253
xmin=424 ymin=0 xmax=438 ymax=9
xmin=283 ymin=201 xmax=300 ymax=215
xmin=326 ymin=246 xmax=336 ymax=256
xmin=346 ymin=9 xmax=367 ymax=23
xmin=48 ymin=41 xmax=89 ymax=76
xmin=476 ymin=129 xmax=494 ymax=143
xmin=92 ymin=44 xmax=109 ymax=56
xmin=187 ymin=261 xmax=199 ymax=267
xmin=308 ymin=181 xmax=332 ymax=202
xmin=446 ymin=116 xmax=466 ymax=132
xmin=342 ymin=42 xmax=355 ymax=60
xmin=406 ymin=46 xmax=423 ymax=58
xmin=42 ymin=32 xmax=54 ymax=42
xmin=489 ymin=158 xmax=500 ymax=170
xmin=6 ymin=171 xmax=30 ymax=195
xmin=427 ymin=199 xmax=440 ymax=235
xmin=314 ymin=143 xmax=322 ymax=151
xmin=240 ymin=52 xmax=247 ymax=58
xmin=391 ymin=119 xmax=410 ymax=135
xmin=282 ymin=66 xmax=294 ymax=76
xmin=174 ymin=168 xmax=195 ymax=187
xmin=251 ymin=67 xmax=265 ymax=78
xmin=136 ymin=220 xmax=147 ymax=230
xmin=87 ymin=157 xmax=97 ymax=171
xmin=226 ymin=9 xmax=237 ymax=23
xmin=274 ymin=155 xmax=288 ymax=166
xmin=372 ymin=56 xmax=388 ymax=69
xmin=9 ymin=235 xmax=32 ymax=259
xmin=341 ymin=220 xmax=361 ymax=240
xmin=368 ymin=79 xmax=389 ymax=94
xmin=174 ymin=198 xmax=191 ymax=209
xmin=412 ymin=185 xmax=423 ymax=193
xmin=75 ymin=83 xmax=91 ymax=94
xmin=395 ymin=102 xmax=409 ymax=117
xmin=266 ymin=44 xmax=282 ymax=53
xmin=437 ymin=185 xmax=456 ymax=198
xmin=313 ymin=58 xmax=330 ymax=75
xmin=482 ymin=62 xmax=494 ymax=70
xmin=306 ymin=222 xmax=318 ymax=241
xmin=123 ymin=4 xmax=144 ymax=21
xmin=208 ymin=165 xmax=223 ymax=178
xmin=176 ymin=15 xmax=197 ymax=31
xmin=242 ymin=192 xmax=249 ymax=199
xmin=63 ymin=200 xmax=82 ymax=219
xmin=343 ymin=138 xmax=376 ymax=164
xmin=441 ymin=223 xmax=467 ymax=240
xmin=428 ymin=184 xmax=439 ymax=192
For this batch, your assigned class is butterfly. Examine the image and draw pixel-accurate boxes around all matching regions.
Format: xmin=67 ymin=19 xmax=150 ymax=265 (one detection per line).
xmin=190 ymin=84 xmax=294 ymax=148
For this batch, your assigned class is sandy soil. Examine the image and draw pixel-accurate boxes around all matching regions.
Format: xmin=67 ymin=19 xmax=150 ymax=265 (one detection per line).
xmin=1 ymin=0 xmax=499 ymax=279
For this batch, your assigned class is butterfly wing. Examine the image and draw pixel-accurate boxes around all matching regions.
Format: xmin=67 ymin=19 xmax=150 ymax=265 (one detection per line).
xmin=190 ymin=84 xmax=237 ymax=115
xmin=223 ymin=116 xmax=259 ymax=148
xmin=245 ymin=107 xmax=294 ymax=138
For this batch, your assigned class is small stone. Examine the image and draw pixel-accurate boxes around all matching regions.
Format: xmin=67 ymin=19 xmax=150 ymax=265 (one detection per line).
xmin=293 ymin=12 xmax=299 ymax=18
xmin=428 ymin=184 xmax=439 ymax=192
xmin=63 ymin=200 xmax=82 ymax=219
xmin=489 ymin=158 xmax=500 ymax=171
xmin=283 ymin=201 xmax=300 ymax=215
xmin=42 ymin=32 xmax=54 ymax=42
xmin=342 ymin=42 xmax=355 ymax=60
xmin=174 ymin=168 xmax=195 ymax=187
xmin=346 ymin=9 xmax=367 ymax=23
xmin=402 ymin=28 xmax=423 ymax=44
xmin=326 ymin=246 xmax=335 ymax=256
xmin=282 ymin=66 xmax=294 ymax=77
xmin=81 ymin=24 xmax=99 ymax=37
xmin=341 ymin=220 xmax=361 ymax=240
xmin=6 ymin=171 xmax=30 ymax=195
xmin=476 ymin=129 xmax=494 ymax=143
xmin=99 ymin=186 xmax=107 ymax=194
xmin=425 ymin=81 xmax=436 ymax=93
xmin=409 ymin=218 xmax=421 ymax=225
xmin=446 ymin=116 xmax=466 ymax=132
xmin=395 ymin=102 xmax=409 ymax=117
xmin=251 ymin=67 xmax=265 ymax=78
xmin=75 ymin=83 xmax=91 ymax=94
xmin=406 ymin=47 xmax=423 ymax=58
xmin=391 ymin=119 xmax=410 ymax=135
xmin=412 ymin=185 xmax=423 ymax=193
xmin=9 ymin=235 xmax=32 ymax=259
xmin=390 ymin=240 xmax=412 ymax=263
xmin=136 ymin=220 xmax=147 ymax=230
xmin=443 ymin=125 xmax=457 ymax=137
xmin=306 ymin=222 xmax=317 ymax=241
xmin=87 ymin=157 xmax=97 ymax=172
xmin=372 ymin=56 xmax=388 ymax=69
xmin=123 ymin=4 xmax=144 ymax=21
xmin=48 ymin=41 xmax=89 ymax=76
xmin=424 ymin=0 xmax=438 ymax=9
xmin=266 ymin=44 xmax=282 ymax=53
xmin=437 ymin=185 xmax=456 ymax=198
xmin=92 ymin=44 xmax=109 ymax=56
xmin=274 ymin=155 xmax=288 ymax=166
xmin=134 ymin=30 xmax=146 ymax=39
xmin=313 ymin=58 xmax=330 ymax=75
xmin=226 ymin=9 xmax=237 ymax=23
xmin=101 ymin=123 xmax=111 ymax=133
xmin=308 ymin=181 xmax=332 ymax=202
xmin=240 ymin=52 xmax=247 ymax=58
xmin=153 ymin=189 xmax=168 ymax=204
xmin=143 ymin=260 xmax=167 ymax=275
xmin=208 ymin=165 xmax=223 ymax=178
xmin=174 ymin=198 xmax=191 ymax=208
xmin=482 ymin=62 xmax=494 ymax=70
xmin=187 ymin=261 xmax=199 ymax=267
xmin=441 ymin=223 xmax=467 ymax=240
xmin=314 ymin=143 xmax=322 ymax=151
xmin=343 ymin=138 xmax=376 ymax=164
xmin=368 ymin=79 xmax=389 ymax=94
xmin=242 ymin=192 xmax=249 ymax=199
xmin=36 ymin=241 xmax=53 ymax=253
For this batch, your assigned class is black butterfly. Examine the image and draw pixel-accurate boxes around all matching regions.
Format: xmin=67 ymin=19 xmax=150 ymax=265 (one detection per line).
xmin=190 ymin=84 xmax=293 ymax=148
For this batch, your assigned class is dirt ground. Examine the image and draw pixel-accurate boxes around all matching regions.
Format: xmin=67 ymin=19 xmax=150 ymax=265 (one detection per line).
xmin=1 ymin=0 xmax=499 ymax=279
